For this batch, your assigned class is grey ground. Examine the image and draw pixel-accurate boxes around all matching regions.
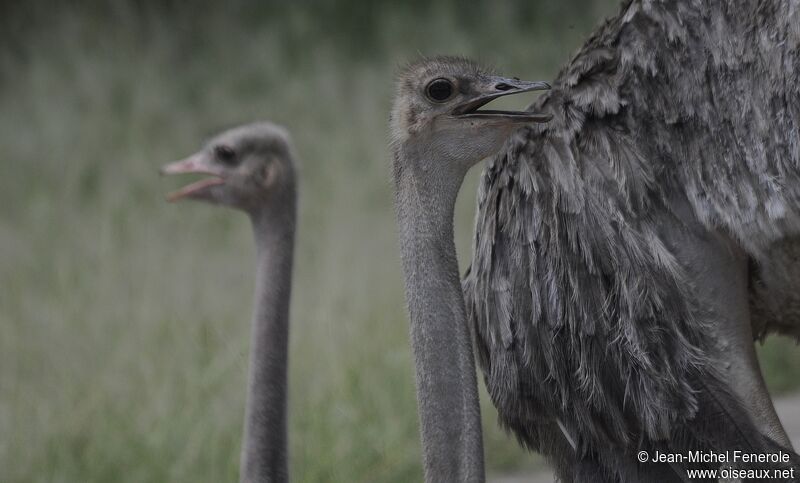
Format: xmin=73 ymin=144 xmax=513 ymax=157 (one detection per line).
xmin=491 ymin=392 xmax=800 ymax=483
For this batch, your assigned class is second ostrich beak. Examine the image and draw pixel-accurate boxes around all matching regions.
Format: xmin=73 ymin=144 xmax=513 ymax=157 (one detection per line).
xmin=450 ymin=76 xmax=552 ymax=123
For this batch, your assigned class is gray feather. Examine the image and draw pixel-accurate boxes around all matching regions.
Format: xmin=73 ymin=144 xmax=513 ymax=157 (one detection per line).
xmin=464 ymin=0 xmax=800 ymax=480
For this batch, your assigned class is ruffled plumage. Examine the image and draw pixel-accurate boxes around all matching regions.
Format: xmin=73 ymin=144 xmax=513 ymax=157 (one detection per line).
xmin=464 ymin=1 xmax=800 ymax=480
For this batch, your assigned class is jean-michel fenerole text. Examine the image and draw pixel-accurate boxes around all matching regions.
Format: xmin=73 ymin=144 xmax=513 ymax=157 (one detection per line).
xmin=650 ymin=450 xmax=792 ymax=464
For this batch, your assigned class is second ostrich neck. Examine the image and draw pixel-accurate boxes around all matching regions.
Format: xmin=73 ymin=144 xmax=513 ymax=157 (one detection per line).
xmin=240 ymin=201 xmax=296 ymax=483
xmin=393 ymin=152 xmax=485 ymax=482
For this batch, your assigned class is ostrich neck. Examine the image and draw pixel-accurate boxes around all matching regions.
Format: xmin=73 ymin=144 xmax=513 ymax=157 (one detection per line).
xmin=393 ymin=150 xmax=485 ymax=482
xmin=240 ymin=200 xmax=296 ymax=483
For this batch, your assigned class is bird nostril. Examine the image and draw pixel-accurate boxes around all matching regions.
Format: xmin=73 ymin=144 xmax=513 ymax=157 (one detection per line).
xmin=495 ymin=83 xmax=514 ymax=91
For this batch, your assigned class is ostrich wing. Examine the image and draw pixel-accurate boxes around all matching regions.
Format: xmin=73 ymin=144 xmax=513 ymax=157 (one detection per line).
xmin=464 ymin=0 xmax=800 ymax=480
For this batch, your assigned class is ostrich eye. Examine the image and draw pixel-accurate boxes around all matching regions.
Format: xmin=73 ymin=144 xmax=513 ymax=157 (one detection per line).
xmin=426 ymin=78 xmax=454 ymax=102
xmin=214 ymin=145 xmax=237 ymax=164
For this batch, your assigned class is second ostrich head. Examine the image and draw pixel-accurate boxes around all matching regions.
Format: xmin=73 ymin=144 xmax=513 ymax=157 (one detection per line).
xmin=390 ymin=56 xmax=551 ymax=174
xmin=389 ymin=57 xmax=551 ymax=481
xmin=161 ymin=122 xmax=296 ymax=215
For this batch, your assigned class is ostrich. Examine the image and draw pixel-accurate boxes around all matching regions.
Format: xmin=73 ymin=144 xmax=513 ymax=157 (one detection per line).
xmin=391 ymin=1 xmax=800 ymax=480
xmin=161 ymin=122 xmax=297 ymax=483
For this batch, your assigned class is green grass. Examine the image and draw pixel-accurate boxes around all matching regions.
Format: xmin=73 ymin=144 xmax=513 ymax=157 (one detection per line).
xmin=1 ymin=2 xmax=798 ymax=482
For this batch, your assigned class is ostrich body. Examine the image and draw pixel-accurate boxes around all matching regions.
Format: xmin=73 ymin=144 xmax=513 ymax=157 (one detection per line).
xmin=391 ymin=1 xmax=800 ymax=479
xmin=162 ymin=122 xmax=297 ymax=483
xmin=463 ymin=4 xmax=800 ymax=477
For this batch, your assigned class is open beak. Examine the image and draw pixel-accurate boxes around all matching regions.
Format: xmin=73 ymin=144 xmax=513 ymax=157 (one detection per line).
xmin=451 ymin=76 xmax=552 ymax=122
xmin=160 ymin=153 xmax=225 ymax=202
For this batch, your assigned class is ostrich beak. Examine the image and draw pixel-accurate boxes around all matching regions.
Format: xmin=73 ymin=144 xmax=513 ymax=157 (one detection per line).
xmin=451 ymin=76 xmax=552 ymax=123
xmin=160 ymin=153 xmax=225 ymax=202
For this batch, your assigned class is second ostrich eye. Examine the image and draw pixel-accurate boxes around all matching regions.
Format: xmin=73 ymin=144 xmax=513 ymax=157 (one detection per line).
xmin=426 ymin=78 xmax=454 ymax=102
xmin=214 ymin=145 xmax=237 ymax=165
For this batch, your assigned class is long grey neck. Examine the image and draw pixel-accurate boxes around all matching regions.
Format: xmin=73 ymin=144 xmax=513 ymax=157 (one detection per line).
xmin=392 ymin=149 xmax=485 ymax=482
xmin=240 ymin=198 xmax=296 ymax=483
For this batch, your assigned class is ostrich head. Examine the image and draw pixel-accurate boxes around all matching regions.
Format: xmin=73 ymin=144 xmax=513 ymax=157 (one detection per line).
xmin=388 ymin=57 xmax=551 ymax=480
xmin=161 ymin=122 xmax=296 ymax=214
xmin=390 ymin=56 xmax=551 ymax=173
xmin=389 ymin=54 xmax=800 ymax=482
xmin=162 ymin=121 xmax=297 ymax=482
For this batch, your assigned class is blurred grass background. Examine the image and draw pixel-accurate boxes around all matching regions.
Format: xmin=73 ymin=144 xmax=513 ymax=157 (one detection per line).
xmin=1 ymin=1 xmax=798 ymax=482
